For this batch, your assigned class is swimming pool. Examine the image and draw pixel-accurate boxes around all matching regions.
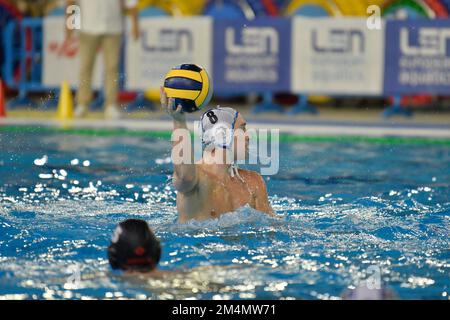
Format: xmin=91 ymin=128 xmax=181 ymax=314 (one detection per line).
xmin=0 ymin=127 xmax=449 ymax=300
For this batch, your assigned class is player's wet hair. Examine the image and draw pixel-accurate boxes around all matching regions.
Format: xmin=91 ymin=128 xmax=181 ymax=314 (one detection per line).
xmin=107 ymin=219 xmax=161 ymax=271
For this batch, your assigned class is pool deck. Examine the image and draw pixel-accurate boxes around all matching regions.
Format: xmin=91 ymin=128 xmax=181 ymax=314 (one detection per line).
xmin=1 ymin=108 xmax=450 ymax=138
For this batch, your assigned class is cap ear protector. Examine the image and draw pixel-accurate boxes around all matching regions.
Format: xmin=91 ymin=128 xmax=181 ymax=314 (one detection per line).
xmin=107 ymin=219 xmax=161 ymax=271
xmin=201 ymin=107 xmax=239 ymax=150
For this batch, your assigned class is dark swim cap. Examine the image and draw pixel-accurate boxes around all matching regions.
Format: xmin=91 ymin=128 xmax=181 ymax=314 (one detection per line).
xmin=108 ymin=219 xmax=161 ymax=271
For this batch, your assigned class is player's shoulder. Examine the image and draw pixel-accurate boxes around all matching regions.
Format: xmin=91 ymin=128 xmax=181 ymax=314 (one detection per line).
xmin=238 ymin=168 xmax=265 ymax=183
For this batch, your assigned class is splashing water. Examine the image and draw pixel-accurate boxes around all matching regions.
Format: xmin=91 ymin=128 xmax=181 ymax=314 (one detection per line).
xmin=0 ymin=132 xmax=449 ymax=300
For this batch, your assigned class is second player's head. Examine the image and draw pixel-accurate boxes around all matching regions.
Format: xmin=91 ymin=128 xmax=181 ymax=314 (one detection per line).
xmin=107 ymin=219 xmax=161 ymax=272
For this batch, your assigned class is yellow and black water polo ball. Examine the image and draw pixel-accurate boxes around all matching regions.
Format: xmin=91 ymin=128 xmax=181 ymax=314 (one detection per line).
xmin=163 ymin=64 xmax=212 ymax=113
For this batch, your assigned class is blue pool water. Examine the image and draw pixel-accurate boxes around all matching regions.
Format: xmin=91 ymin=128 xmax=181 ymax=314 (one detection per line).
xmin=0 ymin=130 xmax=449 ymax=300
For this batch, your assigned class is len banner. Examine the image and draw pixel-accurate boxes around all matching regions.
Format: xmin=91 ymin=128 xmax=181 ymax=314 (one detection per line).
xmin=125 ymin=17 xmax=213 ymax=91
xmin=384 ymin=19 xmax=450 ymax=95
xmin=43 ymin=16 xmax=450 ymax=96
xmin=291 ymin=17 xmax=385 ymax=96
xmin=212 ymin=18 xmax=291 ymax=92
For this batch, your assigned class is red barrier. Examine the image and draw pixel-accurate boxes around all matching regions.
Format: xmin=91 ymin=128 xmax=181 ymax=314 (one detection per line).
xmin=262 ymin=0 xmax=280 ymax=16
xmin=0 ymin=80 xmax=6 ymax=117
xmin=425 ymin=0 xmax=450 ymax=17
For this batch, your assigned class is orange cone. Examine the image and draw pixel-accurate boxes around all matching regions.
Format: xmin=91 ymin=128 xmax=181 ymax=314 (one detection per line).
xmin=0 ymin=80 xmax=6 ymax=117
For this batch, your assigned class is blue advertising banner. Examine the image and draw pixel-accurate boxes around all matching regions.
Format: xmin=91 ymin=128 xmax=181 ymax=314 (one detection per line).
xmin=384 ymin=20 xmax=450 ymax=95
xmin=212 ymin=18 xmax=291 ymax=92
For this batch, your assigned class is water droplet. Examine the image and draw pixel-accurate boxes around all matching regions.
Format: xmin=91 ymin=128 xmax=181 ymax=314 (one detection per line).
xmin=34 ymin=155 xmax=48 ymax=166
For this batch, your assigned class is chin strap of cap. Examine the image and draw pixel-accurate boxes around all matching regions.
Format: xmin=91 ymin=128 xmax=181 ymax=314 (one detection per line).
xmin=229 ymin=163 xmax=244 ymax=182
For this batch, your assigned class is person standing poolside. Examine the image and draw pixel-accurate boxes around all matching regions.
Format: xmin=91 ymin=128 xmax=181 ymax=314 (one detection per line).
xmin=65 ymin=0 xmax=140 ymax=119
xmin=160 ymin=88 xmax=275 ymax=223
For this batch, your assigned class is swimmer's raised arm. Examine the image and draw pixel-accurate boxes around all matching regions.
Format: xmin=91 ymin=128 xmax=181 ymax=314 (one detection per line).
xmin=160 ymin=87 xmax=198 ymax=194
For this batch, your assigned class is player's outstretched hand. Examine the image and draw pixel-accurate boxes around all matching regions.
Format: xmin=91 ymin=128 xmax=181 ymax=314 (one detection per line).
xmin=160 ymin=87 xmax=185 ymax=122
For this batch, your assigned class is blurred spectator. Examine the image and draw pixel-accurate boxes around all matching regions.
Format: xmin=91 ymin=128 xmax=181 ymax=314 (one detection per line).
xmin=65 ymin=0 xmax=139 ymax=119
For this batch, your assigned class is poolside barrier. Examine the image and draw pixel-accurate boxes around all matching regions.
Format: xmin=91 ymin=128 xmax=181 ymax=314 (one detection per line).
xmin=56 ymin=81 xmax=73 ymax=121
xmin=2 ymin=14 xmax=450 ymax=117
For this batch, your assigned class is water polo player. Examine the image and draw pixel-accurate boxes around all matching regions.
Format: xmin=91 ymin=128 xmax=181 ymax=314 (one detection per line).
xmin=160 ymin=87 xmax=275 ymax=223
xmin=108 ymin=219 xmax=163 ymax=273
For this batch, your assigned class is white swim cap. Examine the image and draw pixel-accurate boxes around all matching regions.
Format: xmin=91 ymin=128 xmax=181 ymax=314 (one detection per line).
xmin=200 ymin=107 xmax=239 ymax=150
